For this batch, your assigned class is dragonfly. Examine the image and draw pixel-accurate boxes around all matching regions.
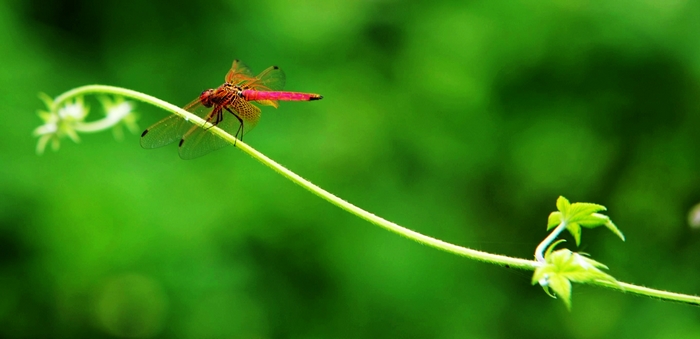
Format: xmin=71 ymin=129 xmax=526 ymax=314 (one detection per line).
xmin=140 ymin=60 xmax=323 ymax=159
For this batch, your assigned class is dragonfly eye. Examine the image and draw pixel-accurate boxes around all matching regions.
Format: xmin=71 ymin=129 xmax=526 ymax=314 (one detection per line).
xmin=199 ymin=89 xmax=214 ymax=107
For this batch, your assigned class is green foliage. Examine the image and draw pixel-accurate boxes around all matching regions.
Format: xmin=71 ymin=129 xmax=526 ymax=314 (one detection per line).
xmin=533 ymin=196 xmax=627 ymax=309
xmin=547 ymin=196 xmax=625 ymax=246
xmin=532 ymin=240 xmax=618 ymax=310
xmin=34 ymin=93 xmax=138 ymax=154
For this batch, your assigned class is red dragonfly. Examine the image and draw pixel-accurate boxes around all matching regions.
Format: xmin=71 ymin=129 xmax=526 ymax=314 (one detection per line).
xmin=140 ymin=60 xmax=323 ymax=159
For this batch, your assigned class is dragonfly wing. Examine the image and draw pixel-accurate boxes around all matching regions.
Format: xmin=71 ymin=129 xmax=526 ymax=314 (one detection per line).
xmin=240 ymin=66 xmax=287 ymax=108
xmin=140 ymin=114 xmax=187 ymax=148
xmin=140 ymin=98 xmax=208 ymax=149
xmin=225 ymin=60 xmax=255 ymax=85
xmin=177 ymin=99 xmax=261 ymax=159
xmin=177 ymin=109 xmax=230 ymax=160
xmin=244 ymin=65 xmax=286 ymax=91
xmin=229 ymin=96 xmax=261 ymax=135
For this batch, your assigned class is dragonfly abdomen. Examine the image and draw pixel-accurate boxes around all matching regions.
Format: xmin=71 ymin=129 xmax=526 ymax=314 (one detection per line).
xmin=242 ymin=90 xmax=322 ymax=102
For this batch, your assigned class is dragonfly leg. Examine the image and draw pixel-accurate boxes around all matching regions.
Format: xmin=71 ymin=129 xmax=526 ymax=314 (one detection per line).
xmin=224 ymin=106 xmax=245 ymax=144
xmin=203 ymin=108 xmax=223 ymax=130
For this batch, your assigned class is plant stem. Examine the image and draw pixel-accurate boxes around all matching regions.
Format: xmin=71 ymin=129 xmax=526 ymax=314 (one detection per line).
xmin=534 ymin=222 xmax=567 ymax=262
xmin=49 ymin=84 xmax=700 ymax=307
xmin=598 ymin=281 xmax=700 ymax=307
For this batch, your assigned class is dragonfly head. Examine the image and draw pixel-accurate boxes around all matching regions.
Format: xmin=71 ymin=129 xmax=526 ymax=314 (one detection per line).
xmin=199 ymin=89 xmax=215 ymax=107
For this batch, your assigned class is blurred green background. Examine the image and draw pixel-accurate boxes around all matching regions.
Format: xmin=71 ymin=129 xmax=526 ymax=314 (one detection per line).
xmin=2 ymin=0 xmax=700 ymax=337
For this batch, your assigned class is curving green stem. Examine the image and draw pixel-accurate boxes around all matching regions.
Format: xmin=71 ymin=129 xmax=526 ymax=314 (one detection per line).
xmin=51 ymin=85 xmax=700 ymax=307
xmin=534 ymin=222 xmax=567 ymax=262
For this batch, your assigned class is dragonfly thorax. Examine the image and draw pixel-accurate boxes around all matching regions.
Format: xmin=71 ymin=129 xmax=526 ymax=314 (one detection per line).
xmin=199 ymin=83 xmax=243 ymax=108
xmin=226 ymin=83 xmax=245 ymax=98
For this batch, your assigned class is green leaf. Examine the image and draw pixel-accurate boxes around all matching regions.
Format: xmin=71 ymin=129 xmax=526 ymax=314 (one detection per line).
xmin=547 ymin=275 xmax=572 ymax=310
xmin=556 ymin=196 xmax=570 ymax=215
xmin=552 ymin=196 xmax=624 ymax=244
xmin=567 ymin=202 xmax=606 ymax=220
xmin=574 ymin=213 xmax=607 ymax=226
xmin=566 ymin=222 xmax=582 ymax=246
xmin=547 ymin=212 xmax=562 ymax=230
xmin=540 ymin=284 xmax=557 ymax=299
xmin=600 ymin=215 xmax=625 ymax=241
xmin=532 ymin=247 xmax=619 ymax=310
xmin=545 ymin=239 xmax=566 ymax=258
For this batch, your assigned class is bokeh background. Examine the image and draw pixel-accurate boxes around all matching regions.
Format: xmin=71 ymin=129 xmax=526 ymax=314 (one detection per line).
xmin=2 ymin=0 xmax=700 ymax=338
